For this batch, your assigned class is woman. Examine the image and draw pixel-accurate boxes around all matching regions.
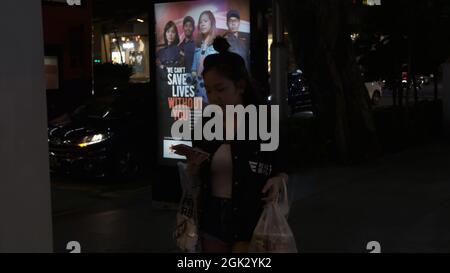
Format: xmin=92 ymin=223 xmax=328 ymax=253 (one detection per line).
xmin=157 ymin=21 xmax=183 ymax=69
xmin=190 ymin=11 xmax=218 ymax=104
xmin=156 ymin=21 xmax=183 ymax=137
xmin=187 ymin=37 xmax=289 ymax=253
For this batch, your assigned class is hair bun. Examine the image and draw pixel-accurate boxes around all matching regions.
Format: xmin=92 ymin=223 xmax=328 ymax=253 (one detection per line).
xmin=213 ymin=37 xmax=230 ymax=54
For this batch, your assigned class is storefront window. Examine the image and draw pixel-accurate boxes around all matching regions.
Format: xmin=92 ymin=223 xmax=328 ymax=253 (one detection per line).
xmin=109 ymin=35 xmax=149 ymax=81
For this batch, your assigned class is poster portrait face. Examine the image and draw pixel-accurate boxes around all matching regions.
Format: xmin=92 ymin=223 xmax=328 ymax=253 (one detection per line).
xmin=155 ymin=0 xmax=250 ymax=50
xmin=227 ymin=16 xmax=240 ymax=32
xmin=199 ymin=11 xmax=214 ymax=35
xmin=183 ymin=21 xmax=194 ymax=39
xmin=164 ymin=21 xmax=180 ymax=46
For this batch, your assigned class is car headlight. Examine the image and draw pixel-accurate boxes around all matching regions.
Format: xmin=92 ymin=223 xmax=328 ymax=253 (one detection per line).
xmin=78 ymin=133 xmax=111 ymax=148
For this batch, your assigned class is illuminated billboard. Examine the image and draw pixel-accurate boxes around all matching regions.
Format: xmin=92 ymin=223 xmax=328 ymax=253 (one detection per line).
xmin=154 ymin=0 xmax=251 ymax=162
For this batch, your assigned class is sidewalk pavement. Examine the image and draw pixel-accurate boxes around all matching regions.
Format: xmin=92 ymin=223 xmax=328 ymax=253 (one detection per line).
xmin=53 ymin=138 xmax=450 ymax=253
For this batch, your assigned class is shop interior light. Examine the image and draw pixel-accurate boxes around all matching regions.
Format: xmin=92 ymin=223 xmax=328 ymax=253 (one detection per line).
xmin=137 ymin=18 xmax=145 ymax=23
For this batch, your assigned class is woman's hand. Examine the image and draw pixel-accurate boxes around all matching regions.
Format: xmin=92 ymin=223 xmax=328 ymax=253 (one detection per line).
xmin=261 ymin=173 xmax=289 ymax=203
xmin=186 ymin=148 xmax=209 ymax=177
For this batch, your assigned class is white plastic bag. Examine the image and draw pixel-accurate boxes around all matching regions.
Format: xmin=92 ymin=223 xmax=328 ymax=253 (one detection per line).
xmin=173 ymin=162 xmax=200 ymax=253
xmin=174 ymin=214 xmax=198 ymax=253
xmin=248 ymin=179 xmax=298 ymax=253
xmin=277 ymin=177 xmax=290 ymax=217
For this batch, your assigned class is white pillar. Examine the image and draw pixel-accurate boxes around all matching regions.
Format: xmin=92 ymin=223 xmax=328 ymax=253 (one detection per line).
xmin=0 ymin=1 xmax=53 ymax=252
xmin=443 ymin=63 xmax=450 ymax=135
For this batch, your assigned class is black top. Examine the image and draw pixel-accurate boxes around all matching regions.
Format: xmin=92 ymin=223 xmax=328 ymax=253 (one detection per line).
xmin=193 ymin=118 xmax=287 ymax=242
xmin=157 ymin=44 xmax=183 ymax=67
xmin=179 ymin=38 xmax=195 ymax=73
xmin=223 ymin=31 xmax=250 ymax=71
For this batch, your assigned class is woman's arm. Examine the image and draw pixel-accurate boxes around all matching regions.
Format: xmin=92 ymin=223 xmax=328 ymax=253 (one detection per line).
xmin=188 ymin=126 xmax=214 ymax=178
xmin=262 ymin=173 xmax=289 ymax=203
xmin=185 ymin=144 xmax=209 ymax=178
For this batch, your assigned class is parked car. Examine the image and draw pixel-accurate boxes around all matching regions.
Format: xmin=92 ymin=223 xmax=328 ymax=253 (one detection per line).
xmin=48 ymin=88 xmax=151 ymax=180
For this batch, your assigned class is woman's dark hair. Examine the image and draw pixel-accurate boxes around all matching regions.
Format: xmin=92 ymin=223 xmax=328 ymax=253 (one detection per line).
xmin=202 ymin=37 xmax=263 ymax=106
xmin=196 ymin=10 xmax=217 ymax=47
xmin=163 ymin=21 xmax=180 ymax=46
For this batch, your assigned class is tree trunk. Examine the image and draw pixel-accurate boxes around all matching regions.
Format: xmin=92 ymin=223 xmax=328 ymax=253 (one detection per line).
xmin=281 ymin=0 xmax=380 ymax=163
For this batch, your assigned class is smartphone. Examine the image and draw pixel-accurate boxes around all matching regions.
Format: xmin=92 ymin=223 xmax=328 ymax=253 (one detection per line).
xmin=170 ymin=144 xmax=210 ymax=158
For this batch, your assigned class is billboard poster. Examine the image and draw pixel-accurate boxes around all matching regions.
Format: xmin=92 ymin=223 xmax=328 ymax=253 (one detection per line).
xmin=154 ymin=0 xmax=251 ymax=162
